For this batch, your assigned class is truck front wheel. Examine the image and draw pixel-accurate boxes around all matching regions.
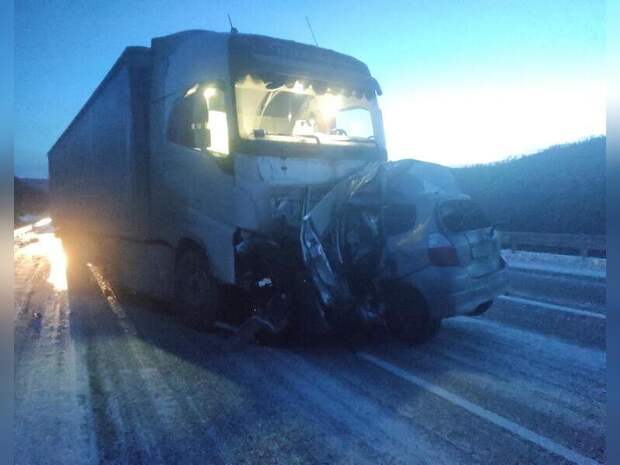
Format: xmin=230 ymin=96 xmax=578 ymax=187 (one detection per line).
xmin=174 ymin=249 xmax=219 ymax=330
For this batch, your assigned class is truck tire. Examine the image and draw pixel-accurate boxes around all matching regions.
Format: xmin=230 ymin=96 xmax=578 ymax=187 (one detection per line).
xmin=174 ymin=248 xmax=219 ymax=330
xmin=383 ymin=283 xmax=441 ymax=344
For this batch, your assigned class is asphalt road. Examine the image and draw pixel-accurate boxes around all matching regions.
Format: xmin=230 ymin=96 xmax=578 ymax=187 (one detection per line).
xmin=14 ymin=228 xmax=606 ymax=465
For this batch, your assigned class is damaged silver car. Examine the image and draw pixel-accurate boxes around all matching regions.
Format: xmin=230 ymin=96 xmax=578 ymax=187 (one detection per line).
xmin=295 ymin=159 xmax=509 ymax=342
xmin=236 ymin=159 xmax=509 ymax=344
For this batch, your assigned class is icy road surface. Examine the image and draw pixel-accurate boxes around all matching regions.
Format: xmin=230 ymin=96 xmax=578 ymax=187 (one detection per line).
xmin=14 ymin=224 xmax=606 ymax=465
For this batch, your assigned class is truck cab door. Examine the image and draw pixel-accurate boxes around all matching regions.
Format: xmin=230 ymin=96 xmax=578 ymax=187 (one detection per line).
xmin=151 ymin=83 xmax=236 ymax=280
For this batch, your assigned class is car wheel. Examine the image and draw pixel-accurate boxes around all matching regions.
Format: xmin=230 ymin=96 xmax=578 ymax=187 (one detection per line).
xmin=383 ymin=283 xmax=441 ymax=344
xmin=174 ymin=248 xmax=219 ymax=330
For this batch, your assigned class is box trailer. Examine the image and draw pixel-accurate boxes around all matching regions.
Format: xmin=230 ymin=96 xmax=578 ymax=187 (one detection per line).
xmin=49 ymin=47 xmax=151 ymax=241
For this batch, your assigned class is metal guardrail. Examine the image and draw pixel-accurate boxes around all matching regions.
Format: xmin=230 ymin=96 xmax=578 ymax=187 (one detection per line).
xmin=498 ymin=231 xmax=606 ymax=257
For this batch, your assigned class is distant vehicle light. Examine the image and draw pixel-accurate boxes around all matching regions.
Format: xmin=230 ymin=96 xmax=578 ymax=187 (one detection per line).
xmin=34 ymin=217 xmax=52 ymax=228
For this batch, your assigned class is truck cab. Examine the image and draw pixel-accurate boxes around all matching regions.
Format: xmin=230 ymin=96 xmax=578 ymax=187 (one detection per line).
xmin=149 ymin=31 xmax=386 ymax=292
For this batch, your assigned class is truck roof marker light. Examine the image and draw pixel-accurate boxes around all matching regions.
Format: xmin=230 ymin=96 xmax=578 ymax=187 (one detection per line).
xmin=184 ymin=83 xmax=199 ymax=97
xmin=292 ymin=81 xmax=305 ymax=94
xmin=203 ymin=87 xmax=217 ymax=100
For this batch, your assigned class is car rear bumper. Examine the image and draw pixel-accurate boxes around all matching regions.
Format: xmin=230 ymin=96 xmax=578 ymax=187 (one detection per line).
xmin=409 ymin=261 xmax=509 ymax=319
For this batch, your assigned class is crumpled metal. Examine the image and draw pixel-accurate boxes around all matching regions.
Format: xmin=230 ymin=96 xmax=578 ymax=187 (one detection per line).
xmin=300 ymin=159 xmax=460 ymax=310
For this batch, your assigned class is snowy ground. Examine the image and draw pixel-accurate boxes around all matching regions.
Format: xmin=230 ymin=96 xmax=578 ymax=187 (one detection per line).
xmin=14 ymin=223 xmax=606 ymax=465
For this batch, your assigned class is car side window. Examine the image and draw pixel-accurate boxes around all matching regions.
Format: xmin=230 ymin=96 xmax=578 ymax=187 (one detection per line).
xmin=167 ymin=84 xmax=229 ymax=156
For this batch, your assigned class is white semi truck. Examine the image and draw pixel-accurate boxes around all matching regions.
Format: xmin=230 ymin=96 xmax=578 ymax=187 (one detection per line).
xmin=50 ymin=29 xmax=507 ymax=342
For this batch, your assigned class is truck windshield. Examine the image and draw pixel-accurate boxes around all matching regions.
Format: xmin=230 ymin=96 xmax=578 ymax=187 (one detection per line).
xmin=235 ymin=75 xmax=378 ymax=146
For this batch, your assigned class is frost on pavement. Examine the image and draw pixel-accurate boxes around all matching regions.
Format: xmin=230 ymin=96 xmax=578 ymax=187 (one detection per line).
xmin=14 ymin=227 xmax=98 ymax=465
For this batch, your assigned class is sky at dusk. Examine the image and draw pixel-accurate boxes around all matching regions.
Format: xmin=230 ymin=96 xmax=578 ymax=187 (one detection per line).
xmin=15 ymin=0 xmax=605 ymax=178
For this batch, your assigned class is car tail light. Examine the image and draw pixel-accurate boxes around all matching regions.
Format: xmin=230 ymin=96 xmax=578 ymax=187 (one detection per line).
xmin=428 ymin=233 xmax=459 ymax=267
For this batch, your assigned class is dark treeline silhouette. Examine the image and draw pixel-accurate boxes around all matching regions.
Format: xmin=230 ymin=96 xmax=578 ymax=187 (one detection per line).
xmin=14 ymin=177 xmax=49 ymax=225
xmin=452 ymin=136 xmax=605 ymax=235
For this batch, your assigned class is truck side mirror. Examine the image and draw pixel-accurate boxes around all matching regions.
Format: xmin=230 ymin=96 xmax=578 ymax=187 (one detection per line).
xmin=192 ymin=126 xmax=211 ymax=151
xmin=188 ymin=91 xmax=210 ymax=150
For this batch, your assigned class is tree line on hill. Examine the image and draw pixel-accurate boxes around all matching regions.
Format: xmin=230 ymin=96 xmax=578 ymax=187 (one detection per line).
xmin=451 ymin=136 xmax=605 ymax=235
xmin=14 ymin=177 xmax=49 ymax=225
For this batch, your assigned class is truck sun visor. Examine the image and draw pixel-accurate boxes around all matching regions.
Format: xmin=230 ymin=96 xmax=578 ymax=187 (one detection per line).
xmin=229 ymin=33 xmax=382 ymax=98
xmin=235 ymin=73 xmax=379 ymax=100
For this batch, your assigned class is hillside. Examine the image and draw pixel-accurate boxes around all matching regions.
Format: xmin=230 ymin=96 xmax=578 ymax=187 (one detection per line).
xmin=14 ymin=177 xmax=49 ymax=225
xmin=452 ymin=137 xmax=605 ymax=235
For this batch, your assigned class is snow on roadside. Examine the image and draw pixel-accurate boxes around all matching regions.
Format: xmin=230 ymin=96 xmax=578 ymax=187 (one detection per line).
xmin=14 ymin=231 xmax=99 ymax=465
xmin=502 ymin=250 xmax=606 ymax=280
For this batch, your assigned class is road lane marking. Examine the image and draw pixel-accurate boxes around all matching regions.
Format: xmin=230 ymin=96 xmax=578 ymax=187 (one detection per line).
xmin=358 ymin=352 xmax=602 ymax=465
xmin=88 ymin=264 xmax=138 ymax=336
xmin=499 ymin=295 xmax=606 ymax=320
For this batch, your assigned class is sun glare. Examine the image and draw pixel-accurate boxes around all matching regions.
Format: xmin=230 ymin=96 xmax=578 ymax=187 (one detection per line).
xmin=381 ymin=79 xmax=605 ymax=165
xmin=319 ymin=94 xmax=343 ymax=119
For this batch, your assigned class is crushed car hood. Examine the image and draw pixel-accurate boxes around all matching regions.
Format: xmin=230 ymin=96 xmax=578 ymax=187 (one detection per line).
xmin=300 ymin=159 xmax=462 ymax=309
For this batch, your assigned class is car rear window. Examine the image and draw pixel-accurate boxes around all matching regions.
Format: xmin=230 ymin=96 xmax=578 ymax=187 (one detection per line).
xmin=439 ymin=199 xmax=491 ymax=232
